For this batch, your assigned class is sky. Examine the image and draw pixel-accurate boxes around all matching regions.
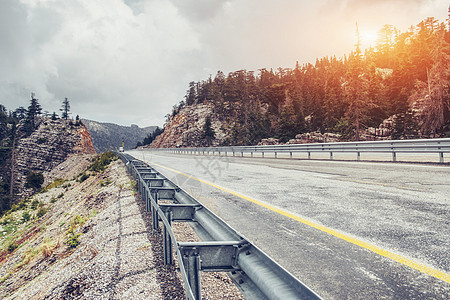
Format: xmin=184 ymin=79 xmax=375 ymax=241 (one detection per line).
xmin=0 ymin=0 xmax=448 ymax=127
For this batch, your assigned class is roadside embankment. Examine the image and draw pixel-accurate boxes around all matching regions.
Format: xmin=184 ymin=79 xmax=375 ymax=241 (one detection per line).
xmin=0 ymin=153 xmax=243 ymax=299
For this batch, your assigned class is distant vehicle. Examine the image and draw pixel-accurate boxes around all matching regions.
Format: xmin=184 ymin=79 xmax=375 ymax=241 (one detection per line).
xmin=119 ymin=147 xmax=124 ymax=152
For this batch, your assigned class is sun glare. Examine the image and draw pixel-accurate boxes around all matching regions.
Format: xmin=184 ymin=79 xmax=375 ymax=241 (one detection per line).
xmin=360 ymin=30 xmax=378 ymax=49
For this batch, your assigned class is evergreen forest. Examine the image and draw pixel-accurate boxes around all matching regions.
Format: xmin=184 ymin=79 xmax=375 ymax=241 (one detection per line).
xmin=170 ymin=16 xmax=450 ymax=145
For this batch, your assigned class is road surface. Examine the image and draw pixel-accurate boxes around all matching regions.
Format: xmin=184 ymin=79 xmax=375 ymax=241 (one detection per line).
xmin=128 ymin=150 xmax=450 ymax=299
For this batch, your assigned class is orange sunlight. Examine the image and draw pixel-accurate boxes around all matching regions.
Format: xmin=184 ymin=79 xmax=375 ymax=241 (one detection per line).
xmin=360 ymin=30 xmax=378 ymax=49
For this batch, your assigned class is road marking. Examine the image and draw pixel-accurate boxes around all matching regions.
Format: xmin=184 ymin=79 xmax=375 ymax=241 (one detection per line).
xmin=147 ymin=160 xmax=450 ymax=283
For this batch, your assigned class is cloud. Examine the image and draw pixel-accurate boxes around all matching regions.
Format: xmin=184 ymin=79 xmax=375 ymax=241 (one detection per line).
xmin=1 ymin=0 xmax=205 ymax=125
xmin=0 ymin=0 xmax=448 ymax=126
xmin=169 ymin=0 xmax=231 ymax=23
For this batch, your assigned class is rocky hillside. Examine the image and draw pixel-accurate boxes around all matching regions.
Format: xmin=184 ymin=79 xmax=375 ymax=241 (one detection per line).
xmin=12 ymin=118 xmax=96 ymax=199
xmin=82 ymin=119 xmax=156 ymax=152
xmin=150 ymin=103 xmax=227 ymax=148
xmin=0 ymin=154 xmax=165 ymax=298
xmin=149 ymin=94 xmax=441 ymax=148
xmin=0 ymin=153 xmax=243 ymax=299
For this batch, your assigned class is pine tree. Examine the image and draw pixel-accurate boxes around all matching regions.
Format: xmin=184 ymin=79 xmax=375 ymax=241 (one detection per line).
xmin=14 ymin=107 xmax=27 ymax=120
xmin=343 ymin=24 xmax=372 ymax=140
xmin=75 ymin=115 xmax=82 ymax=126
xmin=186 ymin=82 xmax=196 ymax=106
xmin=25 ymin=93 xmax=42 ymax=133
xmin=202 ymin=116 xmax=215 ymax=146
xmin=60 ymin=98 xmax=71 ymax=120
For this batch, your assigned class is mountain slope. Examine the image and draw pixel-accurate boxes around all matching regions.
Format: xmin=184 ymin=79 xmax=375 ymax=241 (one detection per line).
xmin=82 ymin=119 xmax=156 ymax=152
xmin=0 ymin=117 xmax=96 ymax=212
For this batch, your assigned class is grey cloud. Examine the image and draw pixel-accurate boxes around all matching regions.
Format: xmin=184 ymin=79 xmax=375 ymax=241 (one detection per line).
xmin=0 ymin=0 xmax=448 ymax=127
xmin=169 ymin=0 xmax=231 ymax=22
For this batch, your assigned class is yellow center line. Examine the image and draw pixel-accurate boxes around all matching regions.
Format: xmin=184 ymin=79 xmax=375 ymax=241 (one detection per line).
xmin=147 ymin=159 xmax=450 ymax=283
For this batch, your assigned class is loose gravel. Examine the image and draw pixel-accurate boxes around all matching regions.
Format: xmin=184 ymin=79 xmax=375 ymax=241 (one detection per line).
xmin=0 ymin=157 xmax=244 ymax=299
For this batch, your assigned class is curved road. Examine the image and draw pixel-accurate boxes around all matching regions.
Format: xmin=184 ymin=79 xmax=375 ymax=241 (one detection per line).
xmin=128 ymin=150 xmax=449 ymax=299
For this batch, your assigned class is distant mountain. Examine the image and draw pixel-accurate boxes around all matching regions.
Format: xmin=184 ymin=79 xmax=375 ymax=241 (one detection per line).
xmin=82 ymin=119 xmax=156 ymax=152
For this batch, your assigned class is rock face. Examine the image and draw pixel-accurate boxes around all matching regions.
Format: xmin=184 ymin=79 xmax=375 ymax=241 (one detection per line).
xmin=149 ymin=91 xmax=441 ymax=149
xmin=13 ymin=118 xmax=96 ymax=197
xmin=82 ymin=119 xmax=156 ymax=152
xmin=258 ymin=138 xmax=281 ymax=145
xmin=287 ymin=132 xmax=342 ymax=144
xmin=150 ymin=103 xmax=227 ymax=148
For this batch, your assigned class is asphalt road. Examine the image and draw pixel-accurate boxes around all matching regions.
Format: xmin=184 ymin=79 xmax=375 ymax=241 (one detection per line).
xmin=128 ymin=150 xmax=450 ymax=299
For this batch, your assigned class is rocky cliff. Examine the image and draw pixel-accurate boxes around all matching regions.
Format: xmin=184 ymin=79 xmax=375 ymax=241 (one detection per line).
xmin=150 ymin=103 xmax=227 ymax=148
xmin=149 ymin=94 xmax=439 ymax=148
xmin=13 ymin=117 xmax=96 ymax=198
xmin=82 ymin=119 xmax=156 ymax=152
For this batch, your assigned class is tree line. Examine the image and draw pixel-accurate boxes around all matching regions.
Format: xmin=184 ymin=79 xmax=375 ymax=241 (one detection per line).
xmin=136 ymin=126 xmax=164 ymax=148
xmin=169 ymin=16 xmax=449 ymax=145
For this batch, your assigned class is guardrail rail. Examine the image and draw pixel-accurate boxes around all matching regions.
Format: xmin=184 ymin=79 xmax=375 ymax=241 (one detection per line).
xmin=153 ymin=138 xmax=450 ymax=163
xmin=118 ymin=152 xmax=322 ymax=300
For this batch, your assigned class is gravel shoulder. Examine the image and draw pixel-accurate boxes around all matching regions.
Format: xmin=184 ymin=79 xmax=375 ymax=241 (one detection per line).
xmin=0 ymin=154 xmax=243 ymax=299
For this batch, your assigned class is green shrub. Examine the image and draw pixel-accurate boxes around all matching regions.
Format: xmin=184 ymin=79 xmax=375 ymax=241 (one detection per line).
xmin=36 ymin=207 xmax=47 ymax=218
xmin=88 ymin=151 xmax=117 ymax=173
xmin=78 ymin=173 xmax=90 ymax=182
xmin=21 ymin=211 xmax=31 ymax=223
xmin=9 ymin=204 xmax=19 ymax=212
xmin=72 ymin=215 xmax=87 ymax=226
xmin=64 ymin=215 xmax=88 ymax=249
xmin=44 ymin=178 xmax=66 ymax=191
xmin=50 ymin=197 xmax=57 ymax=203
xmin=30 ymin=199 xmax=39 ymax=210
xmin=25 ymin=171 xmax=44 ymax=191
xmin=100 ymin=179 xmax=112 ymax=187
xmin=7 ymin=241 xmax=18 ymax=252
xmin=65 ymin=229 xmax=81 ymax=248
xmin=57 ymin=193 xmax=64 ymax=199
xmin=0 ymin=214 xmax=13 ymax=225
xmin=17 ymin=200 xmax=27 ymax=210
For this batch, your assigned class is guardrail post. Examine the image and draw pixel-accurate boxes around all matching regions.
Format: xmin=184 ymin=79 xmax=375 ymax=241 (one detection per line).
xmin=275 ymin=152 xmax=277 ymax=158
xmin=241 ymin=152 xmax=243 ymax=157
xmin=163 ymin=210 xmax=173 ymax=265
xmin=143 ymin=187 xmax=149 ymax=212
xmin=183 ymin=251 xmax=202 ymax=300
xmin=147 ymin=191 xmax=151 ymax=212
xmin=392 ymin=152 xmax=397 ymax=162
xmin=357 ymin=152 xmax=360 ymax=161
xmin=438 ymin=142 xmax=444 ymax=163
xmin=251 ymin=152 xmax=253 ymax=158
xmin=152 ymin=192 xmax=159 ymax=230
xmin=233 ymin=151 xmax=235 ymax=157
xmin=330 ymin=152 xmax=333 ymax=160
xmin=308 ymin=152 xmax=311 ymax=159
xmin=290 ymin=152 xmax=292 ymax=159
xmin=262 ymin=152 xmax=264 ymax=158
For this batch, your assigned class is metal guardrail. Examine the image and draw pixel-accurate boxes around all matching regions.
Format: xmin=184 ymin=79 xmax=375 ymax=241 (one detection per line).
xmin=154 ymin=138 xmax=450 ymax=163
xmin=118 ymin=152 xmax=322 ymax=300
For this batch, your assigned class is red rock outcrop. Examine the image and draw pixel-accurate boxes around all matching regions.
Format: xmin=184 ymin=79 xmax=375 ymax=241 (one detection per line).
xmin=75 ymin=124 xmax=96 ymax=154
